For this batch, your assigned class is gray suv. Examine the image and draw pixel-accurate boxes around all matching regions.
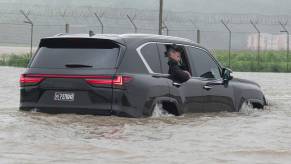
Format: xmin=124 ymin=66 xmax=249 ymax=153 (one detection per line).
xmin=20 ymin=34 xmax=267 ymax=117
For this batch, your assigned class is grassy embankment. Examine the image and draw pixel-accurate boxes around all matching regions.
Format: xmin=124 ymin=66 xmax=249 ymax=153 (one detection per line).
xmin=215 ymin=50 xmax=290 ymax=72
xmin=0 ymin=53 xmax=31 ymax=67
xmin=0 ymin=51 xmax=290 ymax=72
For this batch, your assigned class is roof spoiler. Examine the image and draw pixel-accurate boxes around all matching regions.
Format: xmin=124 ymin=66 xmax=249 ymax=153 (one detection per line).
xmin=39 ymin=38 xmax=120 ymax=49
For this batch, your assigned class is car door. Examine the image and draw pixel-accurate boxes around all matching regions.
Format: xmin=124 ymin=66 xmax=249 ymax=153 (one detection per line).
xmin=157 ymin=43 xmax=205 ymax=113
xmin=136 ymin=42 xmax=173 ymax=115
xmin=187 ymin=46 xmax=235 ymax=112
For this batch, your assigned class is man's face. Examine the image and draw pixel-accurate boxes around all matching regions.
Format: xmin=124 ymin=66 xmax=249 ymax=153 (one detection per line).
xmin=169 ymin=51 xmax=181 ymax=62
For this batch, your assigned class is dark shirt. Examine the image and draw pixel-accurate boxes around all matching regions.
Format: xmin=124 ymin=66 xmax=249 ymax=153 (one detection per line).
xmin=168 ymin=59 xmax=190 ymax=83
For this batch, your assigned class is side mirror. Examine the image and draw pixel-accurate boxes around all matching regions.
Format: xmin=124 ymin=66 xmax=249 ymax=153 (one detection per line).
xmin=222 ymin=68 xmax=233 ymax=83
xmin=205 ymin=68 xmax=233 ymax=87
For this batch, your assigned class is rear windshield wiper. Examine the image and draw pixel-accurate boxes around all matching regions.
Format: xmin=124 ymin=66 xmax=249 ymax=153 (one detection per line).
xmin=65 ymin=64 xmax=93 ymax=68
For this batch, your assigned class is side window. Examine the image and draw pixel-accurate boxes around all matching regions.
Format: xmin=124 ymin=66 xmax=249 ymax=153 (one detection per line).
xmin=188 ymin=47 xmax=221 ymax=79
xmin=157 ymin=43 xmax=169 ymax=74
xmin=140 ymin=43 xmax=162 ymax=73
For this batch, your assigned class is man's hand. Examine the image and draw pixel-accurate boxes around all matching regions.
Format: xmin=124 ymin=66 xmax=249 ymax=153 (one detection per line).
xmin=183 ymin=71 xmax=191 ymax=78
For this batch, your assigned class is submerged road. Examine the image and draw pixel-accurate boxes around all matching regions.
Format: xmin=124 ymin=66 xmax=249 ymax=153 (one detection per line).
xmin=0 ymin=66 xmax=291 ymax=164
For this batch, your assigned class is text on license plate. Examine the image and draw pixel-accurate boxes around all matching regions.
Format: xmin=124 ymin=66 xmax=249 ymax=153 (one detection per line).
xmin=54 ymin=92 xmax=75 ymax=101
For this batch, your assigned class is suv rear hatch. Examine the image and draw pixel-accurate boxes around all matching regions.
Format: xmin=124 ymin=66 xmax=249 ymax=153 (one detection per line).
xmin=20 ymin=38 xmax=126 ymax=115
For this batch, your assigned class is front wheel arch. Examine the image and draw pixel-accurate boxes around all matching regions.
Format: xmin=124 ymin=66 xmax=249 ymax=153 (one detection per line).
xmin=238 ymin=97 xmax=265 ymax=111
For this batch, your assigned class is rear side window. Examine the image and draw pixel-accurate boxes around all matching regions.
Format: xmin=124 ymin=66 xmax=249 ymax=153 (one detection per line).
xmin=157 ymin=43 xmax=170 ymax=74
xmin=140 ymin=43 xmax=162 ymax=73
xmin=30 ymin=38 xmax=120 ymax=69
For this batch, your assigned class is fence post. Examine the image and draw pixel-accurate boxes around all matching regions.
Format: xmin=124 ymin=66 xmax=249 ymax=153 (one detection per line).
xmin=221 ymin=20 xmax=232 ymax=68
xmin=196 ymin=29 xmax=201 ymax=44
xmin=158 ymin=0 xmax=163 ymax=35
xmin=126 ymin=14 xmax=137 ymax=33
xmin=162 ymin=21 xmax=169 ymax=35
xmin=94 ymin=12 xmax=104 ymax=34
xmin=65 ymin=23 xmax=69 ymax=33
xmin=190 ymin=20 xmax=200 ymax=43
xmin=279 ymin=21 xmax=289 ymax=72
xmin=20 ymin=10 xmax=33 ymax=58
xmin=60 ymin=10 xmax=69 ymax=34
xmin=250 ymin=20 xmax=261 ymax=70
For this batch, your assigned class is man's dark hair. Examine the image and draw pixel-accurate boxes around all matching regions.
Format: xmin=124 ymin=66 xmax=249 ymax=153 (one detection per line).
xmin=165 ymin=44 xmax=179 ymax=57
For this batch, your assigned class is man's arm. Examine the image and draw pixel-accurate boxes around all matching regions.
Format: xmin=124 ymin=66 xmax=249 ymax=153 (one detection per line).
xmin=171 ymin=65 xmax=191 ymax=83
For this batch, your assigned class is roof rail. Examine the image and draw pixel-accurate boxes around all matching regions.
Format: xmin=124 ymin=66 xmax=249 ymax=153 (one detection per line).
xmin=89 ymin=30 xmax=95 ymax=37
xmin=54 ymin=33 xmax=65 ymax=36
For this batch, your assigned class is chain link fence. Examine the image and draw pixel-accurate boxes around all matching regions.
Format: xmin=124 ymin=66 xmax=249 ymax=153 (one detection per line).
xmin=0 ymin=5 xmax=290 ymax=71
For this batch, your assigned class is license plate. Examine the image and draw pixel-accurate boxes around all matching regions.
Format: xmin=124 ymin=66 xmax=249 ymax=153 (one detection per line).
xmin=54 ymin=92 xmax=75 ymax=102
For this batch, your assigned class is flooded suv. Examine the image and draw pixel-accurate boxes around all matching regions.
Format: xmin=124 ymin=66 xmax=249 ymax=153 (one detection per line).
xmin=20 ymin=34 xmax=266 ymax=117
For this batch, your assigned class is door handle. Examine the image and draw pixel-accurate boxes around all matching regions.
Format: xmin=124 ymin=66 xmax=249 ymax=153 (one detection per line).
xmin=172 ymin=82 xmax=181 ymax=87
xmin=203 ymin=85 xmax=212 ymax=90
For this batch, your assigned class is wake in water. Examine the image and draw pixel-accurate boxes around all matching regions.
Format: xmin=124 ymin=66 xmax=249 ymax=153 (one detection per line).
xmin=152 ymin=101 xmax=267 ymax=118
xmin=151 ymin=103 xmax=174 ymax=118
xmin=239 ymin=101 xmax=263 ymax=115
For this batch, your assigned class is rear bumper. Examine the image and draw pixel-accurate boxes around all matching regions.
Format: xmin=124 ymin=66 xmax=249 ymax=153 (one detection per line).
xmin=19 ymin=103 xmax=140 ymax=117
xmin=20 ymin=85 xmax=147 ymax=118
xmin=20 ymin=85 xmax=140 ymax=117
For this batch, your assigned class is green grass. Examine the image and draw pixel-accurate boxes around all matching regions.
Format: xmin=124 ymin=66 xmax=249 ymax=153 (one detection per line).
xmin=0 ymin=53 xmax=31 ymax=67
xmin=214 ymin=50 xmax=290 ymax=72
xmin=0 ymin=51 xmax=290 ymax=72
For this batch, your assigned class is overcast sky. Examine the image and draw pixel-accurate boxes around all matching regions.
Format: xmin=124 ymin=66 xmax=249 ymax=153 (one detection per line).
xmin=1 ymin=0 xmax=291 ymax=15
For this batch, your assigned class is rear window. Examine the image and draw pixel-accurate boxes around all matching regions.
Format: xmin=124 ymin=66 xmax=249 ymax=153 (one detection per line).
xmin=30 ymin=38 xmax=120 ymax=69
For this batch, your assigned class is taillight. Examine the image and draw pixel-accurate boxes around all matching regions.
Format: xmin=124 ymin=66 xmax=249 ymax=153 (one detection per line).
xmin=19 ymin=74 xmax=132 ymax=87
xmin=85 ymin=75 xmax=133 ymax=87
xmin=20 ymin=74 xmax=44 ymax=87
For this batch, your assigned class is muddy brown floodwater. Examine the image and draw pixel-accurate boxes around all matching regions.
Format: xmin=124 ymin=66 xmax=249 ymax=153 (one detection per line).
xmin=0 ymin=66 xmax=291 ymax=164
